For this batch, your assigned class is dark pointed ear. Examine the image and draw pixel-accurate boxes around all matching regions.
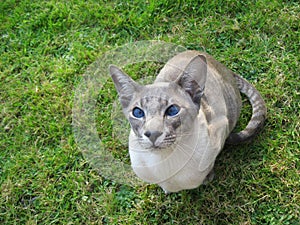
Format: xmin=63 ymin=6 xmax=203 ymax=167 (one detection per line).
xmin=176 ymin=55 xmax=207 ymax=106
xmin=109 ymin=65 xmax=141 ymax=109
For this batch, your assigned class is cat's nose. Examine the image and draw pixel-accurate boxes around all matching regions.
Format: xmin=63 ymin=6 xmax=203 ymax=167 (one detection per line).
xmin=144 ymin=131 xmax=163 ymax=144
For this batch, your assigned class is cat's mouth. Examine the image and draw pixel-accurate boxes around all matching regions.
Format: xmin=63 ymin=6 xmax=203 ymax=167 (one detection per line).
xmin=139 ymin=137 xmax=176 ymax=151
xmin=135 ymin=131 xmax=177 ymax=151
xmin=139 ymin=142 xmax=164 ymax=150
xmin=149 ymin=145 xmax=163 ymax=151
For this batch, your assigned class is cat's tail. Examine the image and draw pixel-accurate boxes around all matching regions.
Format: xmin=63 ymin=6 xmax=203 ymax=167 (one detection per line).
xmin=226 ymin=74 xmax=267 ymax=144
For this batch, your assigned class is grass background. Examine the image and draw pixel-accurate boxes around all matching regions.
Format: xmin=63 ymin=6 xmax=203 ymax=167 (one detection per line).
xmin=1 ymin=0 xmax=299 ymax=224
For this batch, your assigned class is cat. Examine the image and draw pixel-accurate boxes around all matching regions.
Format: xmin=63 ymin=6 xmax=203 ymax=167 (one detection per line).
xmin=109 ymin=50 xmax=266 ymax=193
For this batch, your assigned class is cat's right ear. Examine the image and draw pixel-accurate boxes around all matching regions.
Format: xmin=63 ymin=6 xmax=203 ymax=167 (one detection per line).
xmin=175 ymin=55 xmax=207 ymax=106
xmin=109 ymin=65 xmax=141 ymax=109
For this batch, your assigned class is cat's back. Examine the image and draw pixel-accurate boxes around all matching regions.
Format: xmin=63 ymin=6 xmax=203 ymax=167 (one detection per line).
xmin=155 ymin=50 xmax=237 ymax=83
xmin=155 ymin=50 xmax=201 ymax=82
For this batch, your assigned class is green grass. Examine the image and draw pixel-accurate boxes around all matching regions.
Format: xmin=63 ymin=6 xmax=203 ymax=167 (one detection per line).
xmin=1 ymin=0 xmax=299 ymax=224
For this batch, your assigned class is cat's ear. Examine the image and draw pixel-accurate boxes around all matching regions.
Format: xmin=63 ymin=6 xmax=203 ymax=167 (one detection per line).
xmin=176 ymin=55 xmax=207 ymax=105
xmin=109 ymin=65 xmax=141 ymax=109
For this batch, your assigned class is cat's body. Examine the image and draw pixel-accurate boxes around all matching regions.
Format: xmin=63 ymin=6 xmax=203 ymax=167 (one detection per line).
xmin=110 ymin=50 xmax=266 ymax=193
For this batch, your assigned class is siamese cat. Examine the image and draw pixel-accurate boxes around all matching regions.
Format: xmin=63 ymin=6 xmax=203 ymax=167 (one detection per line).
xmin=109 ymin=50 xmax=266 ymax=193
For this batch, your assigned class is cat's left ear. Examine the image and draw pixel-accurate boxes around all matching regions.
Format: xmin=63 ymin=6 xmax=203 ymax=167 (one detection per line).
xmin=109 ymin=65 xmax=141 ymax=109
xmin=176 ymin=55 xmax=207 ymax=105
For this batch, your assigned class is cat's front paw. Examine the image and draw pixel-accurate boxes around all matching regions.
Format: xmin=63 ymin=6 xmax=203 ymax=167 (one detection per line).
xmin=162 ymin=188 xmax=170 ymax=195
xmin=203 ymin=169 xmax=215 ymax=185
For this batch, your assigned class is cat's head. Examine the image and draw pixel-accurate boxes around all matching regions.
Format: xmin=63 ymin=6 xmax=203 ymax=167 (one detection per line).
xmin=109 ymin=55 xmax=207 ymax=150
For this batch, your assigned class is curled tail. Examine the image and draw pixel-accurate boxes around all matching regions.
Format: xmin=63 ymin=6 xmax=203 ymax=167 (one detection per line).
xmin=226 ymin=74 xmax=267 ymax=144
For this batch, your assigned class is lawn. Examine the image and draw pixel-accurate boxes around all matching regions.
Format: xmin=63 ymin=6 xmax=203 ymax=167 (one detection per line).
xmin=1 ymin=0 xmax=299 ymax=224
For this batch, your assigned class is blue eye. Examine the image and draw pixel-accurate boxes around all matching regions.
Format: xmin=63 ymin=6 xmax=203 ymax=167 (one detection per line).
xmin=132 ymin=107 xmax=145 ymax=118
xmin=166 ymin=105 xmax=180 ymax=117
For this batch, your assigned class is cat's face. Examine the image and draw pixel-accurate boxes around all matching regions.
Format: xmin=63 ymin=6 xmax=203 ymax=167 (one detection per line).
xmin=109 ymin=55 xmax=207 ymax=150
xmin=126 ymin=83 xmax=199 ymax=149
